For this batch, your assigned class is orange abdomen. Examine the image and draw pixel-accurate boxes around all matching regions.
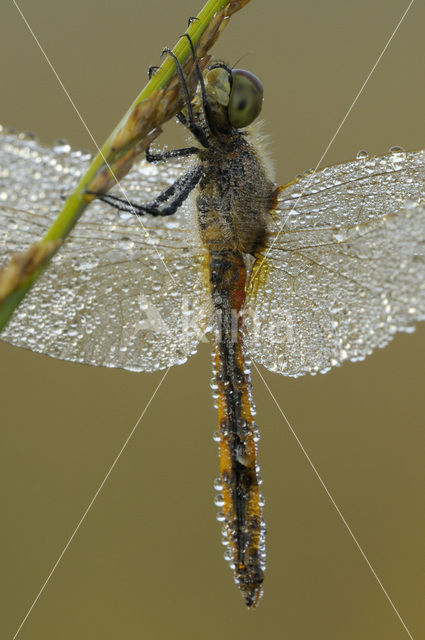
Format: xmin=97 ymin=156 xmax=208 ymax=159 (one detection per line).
xmin=209 ymin=249 xmax=266 ymax=608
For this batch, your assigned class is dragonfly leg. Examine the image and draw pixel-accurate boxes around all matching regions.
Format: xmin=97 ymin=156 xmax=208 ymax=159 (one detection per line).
xmin=181 ymin=33 xmax=218 ymax=137
xmin=176 ymin=111 xmax=188 ymax=127
xmin=147 ymin=65 xmax=159 ymax=79
xmin=161 ymin=46 xmax=210 ymax=148
xmin=87 ymin=166 xmax=202 ymax=218
xmin=145 ymin=145 xmax=199 ymax=163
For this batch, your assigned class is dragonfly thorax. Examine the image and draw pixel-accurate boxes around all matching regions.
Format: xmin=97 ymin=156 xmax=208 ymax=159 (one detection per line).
xmin=197 ymin=135 xmax=275 ymax=255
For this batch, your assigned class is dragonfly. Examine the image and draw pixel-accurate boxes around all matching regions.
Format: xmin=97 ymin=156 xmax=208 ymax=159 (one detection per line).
xmin=1 ymin=38 xmax=425 ymax=610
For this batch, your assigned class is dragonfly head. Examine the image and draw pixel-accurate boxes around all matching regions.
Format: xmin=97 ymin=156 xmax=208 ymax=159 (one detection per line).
xmin=204 ymin=65 xmax=263 ymax=132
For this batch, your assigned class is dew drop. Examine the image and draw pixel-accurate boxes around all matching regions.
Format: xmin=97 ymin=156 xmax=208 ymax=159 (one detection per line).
xmin=224 ymin=549 xmax=233 ymax=562
xmin=214 ymin=494 xmax=225 ymax=507
xmin=389 ymin=145 xmax=405 ymax=154
xmin=53 ymin=139 xmax=71 ymax=154
xmin=356 ymin=149 xmax=368 ymax=159
xmin=213 ymin=477 xmax=223 ymax=491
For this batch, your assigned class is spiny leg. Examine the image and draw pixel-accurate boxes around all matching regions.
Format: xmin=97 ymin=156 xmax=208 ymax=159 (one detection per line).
xmin=147 ymin=16 xmax=198 ymax=84
xmin=161 ymin=45 xmax=210 ymax=147
xmin=181 ymin=32 xmax=218 ymax=137
xmin=145 ymin=146 xmax=199 ymax=163
xmin=146 ymin=164 xmax=200 ymax=205
xmin=147 ymin=17 xmax=210 ymax=138
xmin=87 ymin=166 xmax=202 ymax=218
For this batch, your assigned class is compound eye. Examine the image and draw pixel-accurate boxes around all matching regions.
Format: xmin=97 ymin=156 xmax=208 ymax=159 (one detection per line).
xmin=228 ymin=69 xmax=263 ymax=128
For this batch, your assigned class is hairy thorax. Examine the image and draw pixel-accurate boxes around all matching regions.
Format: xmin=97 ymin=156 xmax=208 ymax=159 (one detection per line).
xmin=196 ymin=132 xmax=275 ymax=256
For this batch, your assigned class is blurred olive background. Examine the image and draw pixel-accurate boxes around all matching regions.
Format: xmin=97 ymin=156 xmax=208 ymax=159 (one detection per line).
xmin=1 ymin=1 xmax=424 ymax=638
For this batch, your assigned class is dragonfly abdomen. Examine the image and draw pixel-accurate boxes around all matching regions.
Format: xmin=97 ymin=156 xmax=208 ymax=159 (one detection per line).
xmin=209 ymin=249 xmax=266 ymax=608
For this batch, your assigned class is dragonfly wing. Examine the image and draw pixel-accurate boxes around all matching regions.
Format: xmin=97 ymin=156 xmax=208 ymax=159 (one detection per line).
xmin=245 ymin=149 xmax=425 ymax=376
xmin=0 ymin=128 xmax=210 ymax=371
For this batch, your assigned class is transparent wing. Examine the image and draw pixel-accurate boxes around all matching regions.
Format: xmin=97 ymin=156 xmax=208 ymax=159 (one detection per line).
xmin=0 ymin=127 xmax=210 ymax=371
xmin=245 ymin=149 xmax=425 ymax=377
